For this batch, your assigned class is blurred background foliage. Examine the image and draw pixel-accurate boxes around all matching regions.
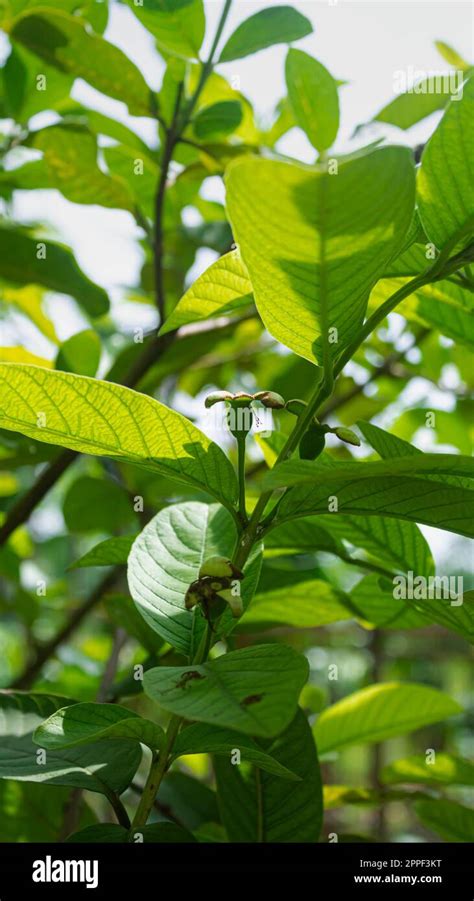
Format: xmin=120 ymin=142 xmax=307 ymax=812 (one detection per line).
xmin=0 ymin=0 xmax=472 ymax=842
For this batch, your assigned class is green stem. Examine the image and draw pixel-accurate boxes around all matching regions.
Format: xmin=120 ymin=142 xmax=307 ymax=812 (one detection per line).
xmin=232 ymin=374 xmax=333 ymax=570
xmin=131 ymin=716 xmax=182 ymax=830
xmin=179 ymin=0 xmax=233 ymax=127
xmin=104 ymin=789 xmax=131 ymax=829
xmin=236 ymin=435 xmax=248 ymax=522
xmin=334 ymin=243 xmax=474 ymax=378
xmin=131 ymin=620 xmax=213 ymax=830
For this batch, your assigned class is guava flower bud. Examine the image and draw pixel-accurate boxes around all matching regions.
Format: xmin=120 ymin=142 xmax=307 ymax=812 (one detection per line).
xmin=204 ymin=391 xmax=233 ymax=408
xmin=253 ymin=391 xmax=285 ymax=409
xmin=199 ymin=556 xmax=243 ymax=581
xmin=333 ymin=426 xmax=361 ymax=447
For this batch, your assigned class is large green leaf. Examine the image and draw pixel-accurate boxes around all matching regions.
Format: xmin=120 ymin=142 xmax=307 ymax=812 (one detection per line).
xmin=0 ymin=692 xmax=141 ymax=795
xmin=238 ymin=567 xmax=352 ymax=631
xmin=124 ymin=0 xmax=205 ymax=61
xmin=265 ymin=517 xmax=345 ymax=557
xmin=415 ymin=799 xmax=474 ymax=842
xmin=225 ymin=148 xmax=415 ymax=365
xmin=214 ymin=710 xmax=322 ymax=841
xmin=381 ymin=753 xmax=474 ymax=787
xmin=219 ymin=6 xmax=312 ymax=63
xmin=352 ymin=575 xmax=474 ymax=643
xmin=0 ymin=228 xmax=108 ymax=317
xmin=32 ymin=125 xmax=134 ymax=212
xmin=10 ymin=8 xmax=152 ymax=115
xmin=172 ymin=722 xmax=300 ymax=779
xmin=266 ymin=454 xmax=474 ymax=538
xmin=127 ymin=502 xmax=261 ymax=656
xmin=286 ymin=49 xmax=339 ymax=152
xmin=34 ymin=703 xmax=165 ymax=752
xmin=357 ymin=421 xmax=436 ymax=567
xmin=143 ymin=644 xmax=308 ymax=738
xmin=159 ymin=250 xmax=252 ymax=335
xmin=417 ymin=77 xmax=474 ymax=250
xmin=349 ymin=575 xmax=430 ymax=631
xmin=0 ymin=364 xmax=238 ymax=509
xmin=314 ymin=682 xmax=462 ymax=753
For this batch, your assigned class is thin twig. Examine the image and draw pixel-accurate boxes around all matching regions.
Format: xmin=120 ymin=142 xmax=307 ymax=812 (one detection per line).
xmin=11 ymin=568 xmax=122 ymax=689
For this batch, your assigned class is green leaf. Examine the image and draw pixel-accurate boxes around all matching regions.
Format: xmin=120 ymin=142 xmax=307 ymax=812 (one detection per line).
xmin=104 ymin=594 xmax=165 ymax=655
xmin=66 ymin=824 xmax=127 ymax=843
xmin=103 ymin=143 xmax=159 ymax=219
xmin=0 ymin=692 xmax=141 ymax=794
xmin=193 ymin=100 xmax=243 ymax=140
xmin=372 ymin=85 xmax=450 ymax=131
xmin=0 ymin=780 xmax=95 ymax=841
xmin=0 ymin=228 xmax=108 ymax=317
xmin=4 ymin=43 xmax=73 ymax=121
xmin=266 ymin=454 xmax=474 ymax=538
xmin=0 ymin=283 xmax=58 ymax=342
xmin=157 ymin=771 xmax=218 ymax=830
xmin=381 ymin=753 xmax=474 ymax=787
xmin=286 ymin=49 xmax=339 ymax=152
xmin=127 ymin=502 xmax=261 ymax=656
xmin=349 ymin=575 xmax=429 ymax=631
xmin=0 ymin=364 xmax=238 ymax=509
xmin=32 ymin=125 xmax=134 ymax=212
xmin=10 ymin=9 xmax=152 ymax=115
xmin=219 ymin=6 xmax=312 ymax=63
xmin=144 ymin=644 xmax=308 ymax=738
xmin=314 ymin=682 xmax=462 ymax=753
xmin=415 ymin=799 xmax=474 ymax=842
xmin=124 ymin=0 xmax=205 ymax=61
xmin=63 ymin=476 xmax=135 ymax=533
xmin=66 ymin=822 xmax=196 ymax=842
xmin=265 ymin=517 xmax=346 ymax=557
xmin=239 ymin=567 xmax=352 ymax=631
xmin=159 ymin=250 xmax=252 ymax=336
xmin=214 ymin=710 xmax=322 ymax=841
xmin=172 ymin=722 xmax=300 ymax=779
xmin=435 ymin=41 xmax=470 ymax=71
xmin=356 ymin=420 xmax=435 ymax=572
xmin=71 ymin=536 xmax=136 ymax=569
xmin=418 ymin=77 xmax=474 ymax=251
xmin=225 ymin=148 xmax=415 ymax=365
xmin=56 ymin=329 xmax=101 ymax=377
xmin=371 ymin=276 xmax=474 ymax=349
xmin=34 ymin=703 xmax=165 ymax=752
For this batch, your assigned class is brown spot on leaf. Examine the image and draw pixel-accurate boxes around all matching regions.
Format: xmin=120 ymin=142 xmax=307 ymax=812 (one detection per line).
xmin=175 ymin=670 xmax=205 ymax=690
xmin=241 ymin=693 xmax=264 ymax=707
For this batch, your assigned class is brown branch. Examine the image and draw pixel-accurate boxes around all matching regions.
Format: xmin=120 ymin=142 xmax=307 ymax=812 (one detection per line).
xmin=11 ymin=567 xmax=122 ymax=689
xmin=96 ymin=628 xmax=127 ymax=703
